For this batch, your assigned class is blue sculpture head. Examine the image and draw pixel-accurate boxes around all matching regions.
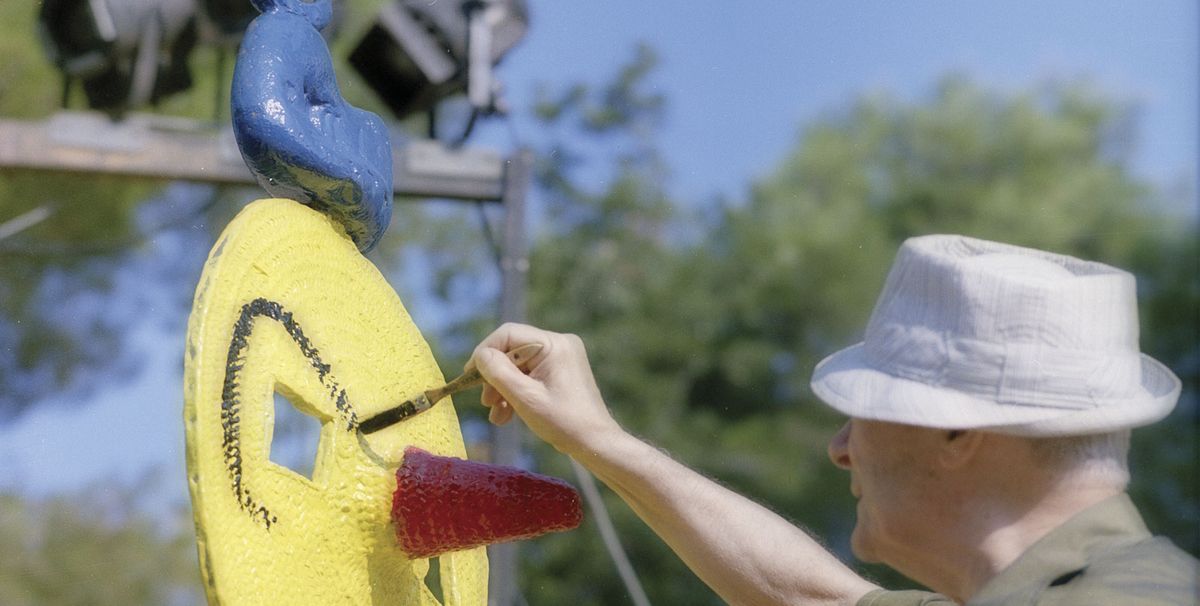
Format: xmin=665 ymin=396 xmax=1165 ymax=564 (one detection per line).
xmin=250 ymin=0 xmax=332 ymax=31
xmin=234 ymin=0 xmax=393 ymax=252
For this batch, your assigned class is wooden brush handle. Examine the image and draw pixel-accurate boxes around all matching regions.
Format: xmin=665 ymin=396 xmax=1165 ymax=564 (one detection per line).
xmin=428 ymin=342 xmax=543 ymax=401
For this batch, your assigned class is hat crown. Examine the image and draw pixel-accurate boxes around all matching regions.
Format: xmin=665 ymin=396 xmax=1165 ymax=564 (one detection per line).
xmin=860 ymin=235 xmax=1149 ymax=412
xmin=867 ymin=236 xmax=1140 ymax=353
xmin=811 ymin=234 xmax=1181 ymax=436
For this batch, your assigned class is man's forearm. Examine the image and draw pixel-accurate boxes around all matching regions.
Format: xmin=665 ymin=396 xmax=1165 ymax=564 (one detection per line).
xmin=569 ymin=430 xmax=877 ymax=606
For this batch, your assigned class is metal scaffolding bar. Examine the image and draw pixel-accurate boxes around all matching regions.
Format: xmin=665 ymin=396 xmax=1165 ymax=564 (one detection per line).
xmin=488 ymin=147 xmax=533 ymax=606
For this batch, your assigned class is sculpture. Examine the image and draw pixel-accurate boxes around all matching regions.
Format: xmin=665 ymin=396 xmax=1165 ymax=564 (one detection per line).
xmin=186 ymin=2 xmax=581 ymax=603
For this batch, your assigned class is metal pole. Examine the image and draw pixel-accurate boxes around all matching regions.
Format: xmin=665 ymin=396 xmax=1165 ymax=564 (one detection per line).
xmin=488 ymin=147 xmax=532 ymax=606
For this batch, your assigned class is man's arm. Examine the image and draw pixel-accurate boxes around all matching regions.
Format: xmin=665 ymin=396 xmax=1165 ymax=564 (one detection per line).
xmin=470 ymin=323 xmax=878 ymax=606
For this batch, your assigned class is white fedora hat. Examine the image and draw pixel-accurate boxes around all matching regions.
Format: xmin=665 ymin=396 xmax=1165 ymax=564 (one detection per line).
xmin=811 ymin=234 xmax=1181 ymax=436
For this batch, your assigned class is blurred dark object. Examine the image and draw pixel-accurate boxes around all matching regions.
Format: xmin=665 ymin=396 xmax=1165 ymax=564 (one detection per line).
xmin=38 ymin=0 xmax=198 ymax=116
xmin=349 ymin=0 xmax=528 ymax=123
xmin=195 ymin=0 xmax=344 ymax=47
xmin=195 ymin=0 xmax=258 ymax=44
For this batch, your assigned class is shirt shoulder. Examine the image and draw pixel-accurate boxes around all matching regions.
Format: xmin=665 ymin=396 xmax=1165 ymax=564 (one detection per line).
xmin=857 ymin=588 xmax=956 ymax=606
xmin=1037 ymin=536 xmax=1200 ymax=606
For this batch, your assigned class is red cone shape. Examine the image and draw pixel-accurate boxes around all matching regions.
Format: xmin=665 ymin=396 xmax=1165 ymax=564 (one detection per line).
xmin=392 ymin=446 xmax=583 ymax=558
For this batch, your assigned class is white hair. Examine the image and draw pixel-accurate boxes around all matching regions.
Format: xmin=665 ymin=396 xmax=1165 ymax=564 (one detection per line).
xmin=1026 ymin=430 xmax=1131 ymax=488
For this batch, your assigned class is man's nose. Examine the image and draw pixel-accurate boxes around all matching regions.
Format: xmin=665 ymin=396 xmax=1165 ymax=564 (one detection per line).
xmin=827 ymin=420 xmax=852 ymax=469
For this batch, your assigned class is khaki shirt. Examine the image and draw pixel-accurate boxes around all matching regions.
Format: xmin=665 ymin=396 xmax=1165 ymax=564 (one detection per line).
xmin=858 ymin=494 xmax=1199 ymax=605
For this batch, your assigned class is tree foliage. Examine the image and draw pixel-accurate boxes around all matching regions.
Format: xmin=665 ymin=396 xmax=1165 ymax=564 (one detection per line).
xmin=0 ymin=3 xmax=1193 ymax=599
xmin=501 ymin=56 xmax=1197 ymax=603
xmin=0 ymin=479 xmax=202 ymax=605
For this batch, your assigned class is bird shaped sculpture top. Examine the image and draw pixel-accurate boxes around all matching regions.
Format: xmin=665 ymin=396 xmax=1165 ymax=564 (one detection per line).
xmin=231 ymin=0 xmax=393 ymax=252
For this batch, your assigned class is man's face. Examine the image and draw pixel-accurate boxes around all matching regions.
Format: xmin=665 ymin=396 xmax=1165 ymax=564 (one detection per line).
xmin=827 ymin=418 xmax=945 ymax=564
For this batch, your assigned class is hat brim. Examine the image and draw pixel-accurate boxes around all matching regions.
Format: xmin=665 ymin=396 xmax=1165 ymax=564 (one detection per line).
xmin=810 ymin=343 xmax=1181 ymax=436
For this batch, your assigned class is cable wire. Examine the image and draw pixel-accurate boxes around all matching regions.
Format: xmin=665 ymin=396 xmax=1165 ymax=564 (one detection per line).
xmin=569 ymin=458 xmax=653 ymax=606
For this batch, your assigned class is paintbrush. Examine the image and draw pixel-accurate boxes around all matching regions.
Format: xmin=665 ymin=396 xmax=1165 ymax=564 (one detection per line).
xmin=357 ymin=342 xmax=543 ymax=434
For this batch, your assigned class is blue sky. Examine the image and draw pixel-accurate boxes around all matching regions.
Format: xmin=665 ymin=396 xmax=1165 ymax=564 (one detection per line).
xmin=486 ymin=1 xmax=1197 ymax=208
xmin=1 ymin=0 xmax=1196 ymax=503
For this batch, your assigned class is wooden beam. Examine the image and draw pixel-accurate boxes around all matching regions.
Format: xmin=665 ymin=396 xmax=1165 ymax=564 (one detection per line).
xmin=0 ymin=112 xmax=507 ymax=202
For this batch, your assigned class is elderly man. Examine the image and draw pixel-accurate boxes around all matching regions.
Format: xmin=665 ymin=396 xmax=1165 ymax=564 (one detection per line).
xmin=468 ymin=234 xmax=1198 ymax=605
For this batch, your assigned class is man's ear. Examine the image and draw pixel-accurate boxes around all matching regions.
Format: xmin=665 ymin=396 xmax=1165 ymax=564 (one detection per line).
xmin=938 ymin=429 xmax=983 ymax=470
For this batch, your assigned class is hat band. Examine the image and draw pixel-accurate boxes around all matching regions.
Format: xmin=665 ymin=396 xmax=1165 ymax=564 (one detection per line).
xmin=864 ymin=323 xmax=1144 ymax=410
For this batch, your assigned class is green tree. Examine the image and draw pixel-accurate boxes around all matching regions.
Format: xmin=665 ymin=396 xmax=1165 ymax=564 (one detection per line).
xmin=2 ymin=1 xmax=1194 ymax=598
xmin=0 ymin=478 xmax=202 ymax=605
xmin=493 ymin=61 xmax=1196 ymax=603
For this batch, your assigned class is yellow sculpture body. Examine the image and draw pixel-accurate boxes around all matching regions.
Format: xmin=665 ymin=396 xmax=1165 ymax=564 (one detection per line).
xmin=184 ymin=199 xmax=487 ymax=605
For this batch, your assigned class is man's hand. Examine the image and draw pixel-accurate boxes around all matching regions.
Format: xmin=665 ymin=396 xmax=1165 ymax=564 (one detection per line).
xmin=469 ymin=323 xmax=621 ymax=457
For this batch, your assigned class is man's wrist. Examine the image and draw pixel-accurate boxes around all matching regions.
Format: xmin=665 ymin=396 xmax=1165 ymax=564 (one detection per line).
xmin=561 ymin=422 xmax=635 ymax=466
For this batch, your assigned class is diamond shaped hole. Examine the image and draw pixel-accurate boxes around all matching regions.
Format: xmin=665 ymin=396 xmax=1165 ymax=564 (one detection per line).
xmin=270 ymin=389 xmax=324 ymax=480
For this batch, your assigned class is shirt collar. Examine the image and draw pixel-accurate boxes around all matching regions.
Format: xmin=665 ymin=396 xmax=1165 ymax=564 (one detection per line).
xmin=967 ymin=493 xmax=1150 ymax=605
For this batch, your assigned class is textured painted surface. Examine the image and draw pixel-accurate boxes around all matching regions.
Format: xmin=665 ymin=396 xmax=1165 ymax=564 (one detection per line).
xmin=231 ymin=0 xmax=393 ymax=252
xmin=184 ymin=199 xmax=486 ymax=605
xmin=393 ymin=447 xmax=583 ymax=559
